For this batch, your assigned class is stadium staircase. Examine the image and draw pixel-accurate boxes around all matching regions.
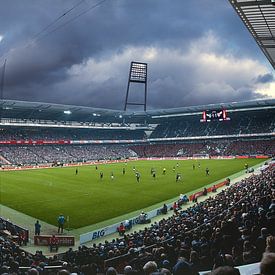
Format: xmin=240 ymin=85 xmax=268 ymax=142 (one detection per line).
xmin=0 ymin=154 xmax=11 ymax=165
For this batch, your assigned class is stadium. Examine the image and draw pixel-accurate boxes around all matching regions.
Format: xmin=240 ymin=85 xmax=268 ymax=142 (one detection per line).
xmin=0 ymin=0 xmax=275 ymax=275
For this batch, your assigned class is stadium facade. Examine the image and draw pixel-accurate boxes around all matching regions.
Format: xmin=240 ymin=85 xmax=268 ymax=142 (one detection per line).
xmin=0 ymin=98 xmax=274 ymax=166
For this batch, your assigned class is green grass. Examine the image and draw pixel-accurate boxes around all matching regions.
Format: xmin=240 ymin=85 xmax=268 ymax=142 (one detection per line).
xmin=0 ymin=159 xmax=263 ymax=229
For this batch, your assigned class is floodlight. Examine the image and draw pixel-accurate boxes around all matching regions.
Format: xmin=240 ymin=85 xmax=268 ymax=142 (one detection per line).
xmin=124 ymin=61 xmax=148 ymax=111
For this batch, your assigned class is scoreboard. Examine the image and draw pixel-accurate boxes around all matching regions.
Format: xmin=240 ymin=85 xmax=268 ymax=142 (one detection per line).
xmin=200 ymin=109 xmax=230 ymax=122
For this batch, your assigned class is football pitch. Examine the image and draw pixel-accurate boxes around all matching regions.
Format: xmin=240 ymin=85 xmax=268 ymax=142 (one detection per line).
xmin=0 ymin=159 xmax=264 ymax=229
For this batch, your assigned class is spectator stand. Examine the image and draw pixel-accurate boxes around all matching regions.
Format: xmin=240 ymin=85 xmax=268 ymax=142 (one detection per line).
xmin=103 ymin=172 xmax=253 ymax=263
xmin=103 ymin=164 xmax=274 ymax=273
xmin=0 ymin=217 xmax=29 ymax=246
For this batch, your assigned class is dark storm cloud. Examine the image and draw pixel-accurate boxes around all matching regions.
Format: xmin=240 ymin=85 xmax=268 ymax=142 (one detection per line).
xmin=0 ymin=0 xmax=274 ymax=109
xmin=255 ymin=73 xmax=274 ymax=84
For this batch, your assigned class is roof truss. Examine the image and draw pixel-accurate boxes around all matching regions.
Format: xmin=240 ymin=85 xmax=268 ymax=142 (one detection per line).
xmin=229 ymin=0 xmax=275 ymax=69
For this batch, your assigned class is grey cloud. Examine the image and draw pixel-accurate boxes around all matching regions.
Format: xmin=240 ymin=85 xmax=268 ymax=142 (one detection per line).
xmin=0 ymin=0 xmax=274 ymax=109
xmin=255 ymin=73 xmax=274 ymax=84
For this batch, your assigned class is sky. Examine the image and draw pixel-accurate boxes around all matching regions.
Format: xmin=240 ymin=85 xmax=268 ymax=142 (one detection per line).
xmin=0 ymin=0 xmax=274 ymax=110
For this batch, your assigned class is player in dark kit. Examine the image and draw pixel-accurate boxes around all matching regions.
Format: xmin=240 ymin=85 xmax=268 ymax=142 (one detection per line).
xmin=75 ymin=168 xmax=78 ymax=175
xmin=205 ymin=167 xmax=210 ymax=176
xmin=123 ymin=167 xmax=125 ymax=175
xmin=193 ymin=164 xmax=195 ymax=170
xmin=136 ymin=172 xmax=140 ymax=182
xmin=176 ymin=173 xmax=181 ymax=182
xmin=100 ymin=172 xmax=103 ymax=180
xmin=152 ymin=171 xmax=156 ymax=179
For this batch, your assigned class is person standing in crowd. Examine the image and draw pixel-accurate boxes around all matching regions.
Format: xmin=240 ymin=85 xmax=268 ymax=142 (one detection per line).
xmin=34 ymin=220 xmax=41 ymax=236
xmin=161 ymin=203 xmax=168 ymax=214
xmin=49 ymin=234 xmax=59 ymax=252
xmin=118 ymin=223 xmax=125 ymax=236
xmin=57 ymin=214 xmax=65 ymax=234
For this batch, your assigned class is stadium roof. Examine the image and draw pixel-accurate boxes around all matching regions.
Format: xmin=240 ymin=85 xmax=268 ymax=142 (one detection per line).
xmin=229 ymin=0 xmax=275 ymax=69
xmin=0 ymin=98 xmax=274 ymax=123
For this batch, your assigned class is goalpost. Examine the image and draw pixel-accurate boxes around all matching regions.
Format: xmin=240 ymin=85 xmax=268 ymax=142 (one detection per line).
xmin=192 ymin=153 xmax=210 ymax=159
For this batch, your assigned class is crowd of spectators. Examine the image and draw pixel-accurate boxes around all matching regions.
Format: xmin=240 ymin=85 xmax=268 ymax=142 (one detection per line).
xmin=223 ymin=140 xmax=275 ymax=156
xmin=0 ymin=139 xmax=274 ymax=165
xmin=0 ymin=128 xmax=146 ymax=141
xmin=0 ymin=145 xmax=137 ymax=165
xmin=0 ymin=108 xmax=274 ymax=166
xmin=0 ymin=164 xmax=274 ymax=274
xmin=150 ymin=111 xmax=274 ymax=139
xmin=0 ymin=110 xmax=274 ymax=144
xmin=129 ymin=144 xmax=184 ymax=158
xmin=130 ymin=139 xmax=275 ymax=158
xmin=0 ymin=146 xmax=42 ymax=165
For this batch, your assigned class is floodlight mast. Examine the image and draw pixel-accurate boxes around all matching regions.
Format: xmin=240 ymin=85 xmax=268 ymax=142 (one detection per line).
xmin=0 ymin=59 xmax=6 ymax=102
xmin=0 ymin=59 xmax=7 ymax=122
xmin=124 ymin=61 xmax=148 ymax=111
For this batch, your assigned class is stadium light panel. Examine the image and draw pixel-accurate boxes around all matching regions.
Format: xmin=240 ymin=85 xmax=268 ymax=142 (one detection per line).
xmin=63 ymin=110 xmax=71 ymax=115
xmin=92 ymin=113 xmax=101 ymax=117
